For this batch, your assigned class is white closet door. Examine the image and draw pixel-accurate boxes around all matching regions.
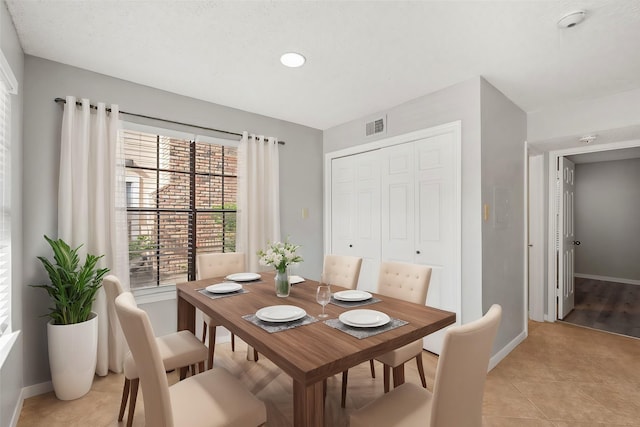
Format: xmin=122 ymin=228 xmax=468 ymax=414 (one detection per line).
xmin=381 ymin=134 xmax=458 ymax=354
xmin=415 ymin=134 xmax=457 ymax=354
xmin=331 ymin=151 xmax=380 ymax=292
xmin=381 ymin=143 xmax=415 ymax=263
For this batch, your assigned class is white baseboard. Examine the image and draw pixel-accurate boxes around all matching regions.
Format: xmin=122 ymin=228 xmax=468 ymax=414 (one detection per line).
xmin=10 ymin=381 xmax=53 ymax=427
xmin=489 ymin=329 xmax=527 ymax=371
xmin=9 ymin=388 xmax=25 ymax=427
xmin=22 ymin=380 xmax=53 ymax=399
xmin=575 ymin=273 xmax=640 ymax=286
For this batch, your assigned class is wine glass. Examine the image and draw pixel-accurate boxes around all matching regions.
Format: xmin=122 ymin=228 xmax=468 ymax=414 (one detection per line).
xmin=316 ymin=279 xmax=331 ymax=318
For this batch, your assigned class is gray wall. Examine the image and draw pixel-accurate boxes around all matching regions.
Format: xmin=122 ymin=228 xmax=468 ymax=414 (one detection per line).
xmin=0 ymin=0 xmax=24 ymax=425
xmin=22 ymin=56 xmax=323 ymax=387
xmin=480 ymin=79 xmax=526 ymax=351
xmin=324 ymin=77 xmax=484 ymax=324
xmin=324 ymin=77 xmax=528 ymax=356
xmin=574 ymin=159 xmax=640 ymax=281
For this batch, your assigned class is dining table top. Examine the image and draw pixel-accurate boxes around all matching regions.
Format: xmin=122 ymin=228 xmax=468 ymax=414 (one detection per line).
xmin=176 ymin=272 xmax=456 ymax=386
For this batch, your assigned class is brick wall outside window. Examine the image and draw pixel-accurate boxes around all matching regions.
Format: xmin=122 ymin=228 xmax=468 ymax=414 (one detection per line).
xmin=123 ymin=129 xmax=237 ymax=288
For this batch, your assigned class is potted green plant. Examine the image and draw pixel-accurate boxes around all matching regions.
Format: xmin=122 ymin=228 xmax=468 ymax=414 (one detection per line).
xmin=33 ymin=235 xmax=109 ymax=400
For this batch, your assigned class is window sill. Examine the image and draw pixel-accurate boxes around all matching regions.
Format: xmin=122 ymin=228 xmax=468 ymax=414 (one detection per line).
xmin=132 ymin=284 xmax=176 ymax=305
xmin=0 ymin=330 xmax=20 ymax=369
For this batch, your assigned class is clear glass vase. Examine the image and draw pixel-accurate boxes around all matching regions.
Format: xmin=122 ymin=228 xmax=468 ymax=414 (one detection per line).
xmin=275 ymin=267 xmax=290 ymax=297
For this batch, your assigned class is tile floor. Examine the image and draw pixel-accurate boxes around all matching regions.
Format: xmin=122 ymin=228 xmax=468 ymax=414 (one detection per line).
xmin=17 ymin=320 xmax=640 ymax=426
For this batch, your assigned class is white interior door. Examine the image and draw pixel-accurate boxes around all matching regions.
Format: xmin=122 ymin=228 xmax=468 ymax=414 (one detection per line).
xmin=415 ymin=134 xmax=458 ymax=354
xmin=558 ymin=157 xmax=575 ymax=319
xmin=331 ymin=151 xmax=380 ymax=292
xmin=381 ymin=134 xmax=459 ymax=354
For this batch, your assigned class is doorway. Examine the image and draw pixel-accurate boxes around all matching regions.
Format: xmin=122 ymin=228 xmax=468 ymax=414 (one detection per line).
xmin=524 ymin=140 xmax=640 ymax=322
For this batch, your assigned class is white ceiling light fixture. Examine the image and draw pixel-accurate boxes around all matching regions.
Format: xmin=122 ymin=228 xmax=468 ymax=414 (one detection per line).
xmin=579 ymin=135 xmax=597 ymax=144
xmin=280 ymin=52 xmax=306 ymax=68
xmin=558 ymin=10 xmax=586 ymax=29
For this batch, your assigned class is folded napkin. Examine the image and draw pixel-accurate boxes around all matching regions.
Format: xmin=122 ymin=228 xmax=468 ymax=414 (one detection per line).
xmin=289 ymin=275 xmax=305 ymax=285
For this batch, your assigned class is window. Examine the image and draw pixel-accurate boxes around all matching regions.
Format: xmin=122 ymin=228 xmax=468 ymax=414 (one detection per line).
xmin=122 ymin=128 xmax=238 ymax=289
xmin=0 ymin=50 xmax=16 ymax=339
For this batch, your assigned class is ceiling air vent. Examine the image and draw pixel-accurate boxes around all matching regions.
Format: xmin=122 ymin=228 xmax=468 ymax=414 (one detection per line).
xmin=365 ymin=115 xmax=386 ymax=137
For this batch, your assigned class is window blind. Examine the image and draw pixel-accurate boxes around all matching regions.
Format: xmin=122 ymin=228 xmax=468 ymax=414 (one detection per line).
xmin=0 ymin=79 xmax=11 ymax=336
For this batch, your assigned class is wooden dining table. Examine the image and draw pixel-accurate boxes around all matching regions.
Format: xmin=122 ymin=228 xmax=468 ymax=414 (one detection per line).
xmin=176 ymin=272 xmax=456 ymax=427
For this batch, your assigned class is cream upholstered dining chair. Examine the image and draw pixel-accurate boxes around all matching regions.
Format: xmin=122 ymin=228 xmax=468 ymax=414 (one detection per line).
xmin=350 ymin=304 xmax=502 ymax=427
xmin=341 ymin=261 xmax=432 ymax=407
xmin=196 ymin=252 xmax=257 ymax=368
xmin=115 ymin=291 xmax=267 ymax=427
xmin=103 ymin=275 xmax=208 ymax=427
xmin=322 ymin=254 xmax=363 ymax=290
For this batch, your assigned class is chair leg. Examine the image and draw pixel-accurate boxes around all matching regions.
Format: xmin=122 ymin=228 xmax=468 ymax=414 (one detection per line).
xmin=118 ymin=377 xmax=130 ymax=421
xmin=369 ymin=359 xmax=376 ymax=378
xmin=231 ymin=333 xmax=235 ymax=351
xmin=126 ymin=378 xmax=139 ymax=427
xmin=341 ymin=370 xmax=349 ymax=408
xmin=416 ymin=354 xmax=427 ymax=388
xmin=208 ymin=324 xmax=216 ymax=369
xmin=383 ymin=364 xmax=391 ymax=393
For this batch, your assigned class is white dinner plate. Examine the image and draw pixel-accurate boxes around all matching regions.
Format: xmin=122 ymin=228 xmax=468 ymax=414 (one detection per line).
xmin=333 ymin=290 xmax=372 ymax=302
xmin=256 ymin=305 xmax=306 ymax=323
xmin=226 ymin=272 xmax=261 ymax=282
xmin=205 ymin=282 xmax=242 ymax=294
xmin=339 ymin=309 xmax=390 ymax=328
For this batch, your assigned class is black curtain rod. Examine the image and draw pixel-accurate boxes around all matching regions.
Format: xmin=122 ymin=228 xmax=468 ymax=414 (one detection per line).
xmin=54 ymin=97 xmax=285 ymax=145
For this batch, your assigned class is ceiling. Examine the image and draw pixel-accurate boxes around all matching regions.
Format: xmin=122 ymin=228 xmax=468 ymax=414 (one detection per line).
xmin=6 ymin=1 xmax=640 ymax=130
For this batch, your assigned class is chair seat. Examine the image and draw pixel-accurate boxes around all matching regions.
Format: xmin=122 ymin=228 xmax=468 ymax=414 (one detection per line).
xmin=123 ymin=330 xmax=208 ymax=379
xmin=350 ymin=382 xmax=432 ymax=427
xmin=375 ymin=339 xmax=423 ymax=367
xmin=170 ymin=367 xmax=266 ymax=427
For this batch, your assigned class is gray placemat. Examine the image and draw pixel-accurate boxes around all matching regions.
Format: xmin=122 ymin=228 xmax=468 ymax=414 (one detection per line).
xmin=323 ymin=317 xmax=408 ymax=339
xmin=242 ymin=314 xmax=319 ymax=333
xmin=329 ymin=296 xmax=381 ymax=308
xmin=198 ymin=288 xmax=249 ymax=300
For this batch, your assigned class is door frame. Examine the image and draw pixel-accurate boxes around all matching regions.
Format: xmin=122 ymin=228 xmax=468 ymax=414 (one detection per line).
xmin=545 ymin=139 xmax=640 ymax=321
xmin=527 ymin=151 xmax=545 ymax=322
xmin=324 ymin=121 xmax=462 ymax=324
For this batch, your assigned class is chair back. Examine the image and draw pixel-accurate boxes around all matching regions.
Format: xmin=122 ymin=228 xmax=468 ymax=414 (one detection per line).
xmin=103 ymin=274 xmax=125 ymax=300
xmin=323 ymin=254 xmax=363 ymax=289
xmin=376 ymin=261 xmax=432 ymax=304
xmin=115 ymin=292 xmax=174 ymax=427
xmin=430 ymin=304 xmax=502 ymax=427
xmin=196 ymin=252 xmax=246 ymax=280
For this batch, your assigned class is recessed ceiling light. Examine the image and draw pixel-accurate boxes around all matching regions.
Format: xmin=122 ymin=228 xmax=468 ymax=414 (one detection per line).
xmin=280 ymin=52 xmax=306 ymax=68
xmin=558 ymin=10 xmax=586 ymax=29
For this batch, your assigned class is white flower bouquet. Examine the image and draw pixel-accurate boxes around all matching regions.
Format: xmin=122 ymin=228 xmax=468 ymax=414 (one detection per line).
xmin=257 ymin=240 xmax=303 ymax=273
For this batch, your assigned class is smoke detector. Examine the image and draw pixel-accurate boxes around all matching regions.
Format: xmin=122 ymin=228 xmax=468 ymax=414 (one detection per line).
xmin=579 ymin=135 xmax=597 ymax=144
xmin=558 ymin=10 xmax=586 ymax=29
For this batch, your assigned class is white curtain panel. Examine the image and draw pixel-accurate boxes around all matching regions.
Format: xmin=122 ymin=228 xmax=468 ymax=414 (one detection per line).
xmin=58 ymin=96 xmax=129 ymax=376
xmin=237 ymin=132 xmax=281 ymax=271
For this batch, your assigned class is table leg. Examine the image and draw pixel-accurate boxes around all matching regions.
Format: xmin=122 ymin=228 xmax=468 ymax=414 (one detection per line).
xmin=392 ymin=364 xmax=405 ymax=389
xmin=293 ymin=379 xmax=324 ymax=427
xmin=177 ymin=293 xmax=196 ymax=334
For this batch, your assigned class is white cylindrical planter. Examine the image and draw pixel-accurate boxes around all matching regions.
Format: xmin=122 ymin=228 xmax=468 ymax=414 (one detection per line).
xmin=47 ymin=312 xmax=98 ymax=400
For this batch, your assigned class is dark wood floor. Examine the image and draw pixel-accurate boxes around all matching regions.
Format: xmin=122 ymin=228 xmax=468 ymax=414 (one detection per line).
xmin=562 ymin=277 xmax=640 ymax=339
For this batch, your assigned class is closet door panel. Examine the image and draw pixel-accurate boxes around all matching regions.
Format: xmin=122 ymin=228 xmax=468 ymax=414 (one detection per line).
xmin=414 ymin=133 xmax=458 ymax=354
xmin=331 ymin=156 xmax=356 ymax=256
xmin=330 ymin=151 xmax=380 ymax=292
xmin=381 ymin=143 xmax=414 ymax=263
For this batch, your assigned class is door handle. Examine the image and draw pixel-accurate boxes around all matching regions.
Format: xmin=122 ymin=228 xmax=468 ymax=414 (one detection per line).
xmin=573 ymin=240 xmax=581 ymax=246
xmin=349 ymin=244 xmax=353 ymax=248
xmin=416 ymin=250 xmax=421 ymax=254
